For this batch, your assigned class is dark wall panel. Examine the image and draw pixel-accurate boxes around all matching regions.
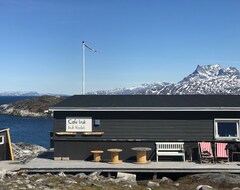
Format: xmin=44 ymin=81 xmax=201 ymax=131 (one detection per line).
xmin=54 ymin=120 xmax=213 ymax=141
xmin=53 ymin=111 xmax=240 ymax=142
xmin=52 ymin=111 xmax=240 ymax=160
xmin=54 ymin=111 xmax=240 ymax=120
xmin=55 ymin=141 xmax=156 ymax=161
xmin=54 ymin=140 xmax=198 ymax=161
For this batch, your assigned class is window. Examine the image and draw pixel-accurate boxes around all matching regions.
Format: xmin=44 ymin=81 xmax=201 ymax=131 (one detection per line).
xmin=94 ymin=119 xmax=100 ymax=126
xmin=215 ymin=119 xmax=240 ymax=140
xmin=0 ymin=135 xmax=4 ymax=145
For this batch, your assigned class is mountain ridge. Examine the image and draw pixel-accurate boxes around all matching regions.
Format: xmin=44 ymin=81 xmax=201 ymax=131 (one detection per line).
xmin=2 ymin=64 xmax=239 ymax=96
xmin=0 ymin=91 xmax=40 ymax=96
xmin=0 ymin=91 xmax=68 ymax=97
xmin=90 ymin=64 xmax=240 ymax=95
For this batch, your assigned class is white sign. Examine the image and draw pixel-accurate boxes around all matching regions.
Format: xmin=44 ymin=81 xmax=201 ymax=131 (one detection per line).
xmin=66 ymin=117 xmax=92 ymax=132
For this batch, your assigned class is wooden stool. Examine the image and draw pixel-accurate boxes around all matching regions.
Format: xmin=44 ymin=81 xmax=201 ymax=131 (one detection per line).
xmin=107 ymin=148 xmax=122 ymax=164
xmin=131 ymin=147 xmax=152 ymax=164
xmin=91 ymin=150 xmax=104 ymax=162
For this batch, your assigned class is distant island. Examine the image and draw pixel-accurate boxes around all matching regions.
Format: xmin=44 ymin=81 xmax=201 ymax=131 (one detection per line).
xmin=0 ymin=96 xmax=64 ymax=117
xmin=0 ymin=91 xmax=40 ymax=96
xmin=0 ymin=91 xmax=69 ymax=96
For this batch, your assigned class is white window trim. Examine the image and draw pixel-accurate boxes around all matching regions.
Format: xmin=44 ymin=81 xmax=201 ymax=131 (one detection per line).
xmin=0 ymin=135 xmax=4 ymax=145
xmin=214 ymin=118 xmax=240 ymax=140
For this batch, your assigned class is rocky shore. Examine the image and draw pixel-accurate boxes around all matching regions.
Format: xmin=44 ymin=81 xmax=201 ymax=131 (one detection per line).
xmin=0 ymin=96 xmax=64 ymax=117
xmin=0 ymin=170 xmax=240 ymax=190
xmin=12 ymin=142 xmax=47 ymax=163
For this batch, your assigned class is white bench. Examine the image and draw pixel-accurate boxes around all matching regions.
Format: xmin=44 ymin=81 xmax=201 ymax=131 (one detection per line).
xmin=155 ymin=142 xmax=185 ymax=162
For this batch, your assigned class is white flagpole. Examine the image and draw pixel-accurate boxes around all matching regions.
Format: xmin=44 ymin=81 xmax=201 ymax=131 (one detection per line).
xmin=82 ymin=41 xmax=97 ymax=95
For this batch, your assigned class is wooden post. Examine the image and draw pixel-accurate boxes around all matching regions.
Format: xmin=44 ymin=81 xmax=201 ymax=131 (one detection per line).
xmin=6 ymin=129 xmax=14 ymax=160
xmin=153 ymin=172 xmax=157 ymax=180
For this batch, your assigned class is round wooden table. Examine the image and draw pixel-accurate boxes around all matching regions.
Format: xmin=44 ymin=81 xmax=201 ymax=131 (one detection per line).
xmin=107 ymin=148 xmax=122 ymax=164
xmin=131 ymin=147 xmax=152 ymax=164
xmin=91 ymin=150 xmax=104 ymax=162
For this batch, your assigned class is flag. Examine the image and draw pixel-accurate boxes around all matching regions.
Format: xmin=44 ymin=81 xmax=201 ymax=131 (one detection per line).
xmin=82 ymin=41 xmax=97 ymax=53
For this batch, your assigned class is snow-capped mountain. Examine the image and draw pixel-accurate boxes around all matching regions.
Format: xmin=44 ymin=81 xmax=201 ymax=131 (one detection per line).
xmin=0 ymin=91 xmax=40 ymax=96
xmin=91 ymin=82 xmax=172 ymax=95
xmin=90 ymin=64 xmax=240 ymax=95
xmin=0 ymin=91 xmax=68 ymax=96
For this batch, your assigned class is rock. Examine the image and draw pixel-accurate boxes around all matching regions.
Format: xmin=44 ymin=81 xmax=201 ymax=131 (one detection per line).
xmin=92 ymin=182 xmax=104 ymax=188
xmin=0 ymin=96 xmax=64 ymax=118
xmin=24 ymin=179 xmax=30 ymax=184
xmin=79 ymin=181 xmax=87 ymax=187
xmin=75 ymin=173 xmax=88 ymax=179
xmin=232 ymin=188 xmax=240 ymax=190
xmin=102 ymin=177 xmax=117 ymax=183
xmin=63 ymin=178 xmax=77 ymax=185
xmin=196 ymin=185 xmax=215 ymax=190
xmin=6 ymin=171 xmax=17 ymax=177
xmin=145 ymin=188 xmax=151 ymax=190
xmin=147 ymin=181 xmax=160 ymax=187
xmin=116 ymin=172 xmax=137 ymax=185
xmin=41 ymin=188 xmax=51 ymax=190
xmin=88 ymin=171 xmax=101 ymax=181
xmin=58 ymin=171 xmax=66 ymax=177
xmin=29 ymin=173 xmax=40 ymax=178
xmin=46 ymin=183 xmax=55 ymax=188
xmin=0 ymin=169 xmax=6 ymax=180
xmin=86 ymin=181 xmax=93 ymax=186
xmin=16 ymin=179 xmax=24 ymax=184
xmin=18 ymin=187 xmax=27 ymax=190
xmin=174 ymin=182 xmax=180 ymax=187
xmin=123 ymin=184 xmax=132 ymax=188
xmin=27 ymin=184 xmax=34 ymax=189
xmin=35 ymin=178 xmax=44 ymax=184
xmin=159 ymin=176 xmax=173 ymax=183
xmin=16 ymin=142 xmax=46 ymax=155
xmin=12 ymin=142 xmax=47 ymax=162
xmin=191 ymin=173 xmax=240 ymax=185
xmin=18 ymin=171 xmax=28 ymax=177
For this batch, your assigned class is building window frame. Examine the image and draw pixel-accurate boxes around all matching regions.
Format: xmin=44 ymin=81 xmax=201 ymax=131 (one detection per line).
xmin=0 ymin=135 xmax=4 ymax=145
xmin=214 ymin=119 xmax=240 ymax=140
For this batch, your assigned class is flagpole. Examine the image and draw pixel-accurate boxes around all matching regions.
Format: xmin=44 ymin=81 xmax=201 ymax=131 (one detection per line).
xmin=82 ymin=41 xmax=97 ymax=95
xmin=82 ymin=41 xmax=85 ymax=95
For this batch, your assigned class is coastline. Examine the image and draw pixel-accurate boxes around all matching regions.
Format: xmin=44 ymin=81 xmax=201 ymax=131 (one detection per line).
xmin=0 ymin=104 xmax=50 ymax=118
xmin=0 ymin=96 xmax=64 ymax=118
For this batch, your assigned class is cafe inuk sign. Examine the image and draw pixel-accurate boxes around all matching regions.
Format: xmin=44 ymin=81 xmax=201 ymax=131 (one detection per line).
xmin=66 ymin=117 xmax=92 ymax=132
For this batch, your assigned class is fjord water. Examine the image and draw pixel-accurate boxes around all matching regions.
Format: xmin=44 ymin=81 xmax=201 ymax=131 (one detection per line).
xmin=0 ymin=96 xmax=52 ymax=148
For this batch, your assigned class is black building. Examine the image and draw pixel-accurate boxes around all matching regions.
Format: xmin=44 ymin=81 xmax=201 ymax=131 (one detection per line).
xmin=0 ymin=128 xmax=14 ymax=160
xmin=50 ymin=95 xmax=240 ymax=161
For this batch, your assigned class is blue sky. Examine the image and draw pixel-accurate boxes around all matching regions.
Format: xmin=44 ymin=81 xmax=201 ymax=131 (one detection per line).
xmin=0 ymin=0 xmax=240 ymax=95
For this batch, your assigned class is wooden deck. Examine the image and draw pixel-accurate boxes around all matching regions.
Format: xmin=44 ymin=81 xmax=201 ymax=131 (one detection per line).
xmin=16 ymin=157 xmax=240 ymax=174
xmin=1 ymin=150 xmax=240 ymax=174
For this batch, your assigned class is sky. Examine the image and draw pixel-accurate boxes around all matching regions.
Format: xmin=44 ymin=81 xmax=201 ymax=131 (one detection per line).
xmin=0 ymin=0 xmax=240 ymax=95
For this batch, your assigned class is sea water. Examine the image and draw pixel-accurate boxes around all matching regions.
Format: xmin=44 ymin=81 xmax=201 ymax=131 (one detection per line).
xmin=0 ymin=96 xmax=52 ymax=148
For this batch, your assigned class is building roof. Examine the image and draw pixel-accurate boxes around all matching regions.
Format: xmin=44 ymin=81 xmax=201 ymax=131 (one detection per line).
xmin=49 ymin=95 xmax=240 ymax=111
xmin=0 ymin=128 xmax=9 ymax=132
